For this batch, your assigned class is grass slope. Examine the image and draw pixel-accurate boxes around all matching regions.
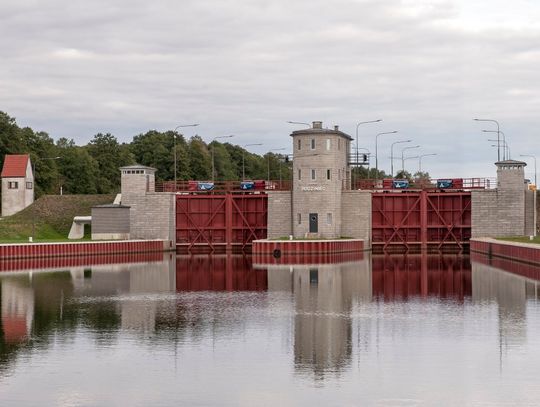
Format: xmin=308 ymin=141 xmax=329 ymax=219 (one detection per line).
xmin=496 ymin=236 xmax=540 ymax=244
xmin=0 ymin=194 xmax=115 ymax=242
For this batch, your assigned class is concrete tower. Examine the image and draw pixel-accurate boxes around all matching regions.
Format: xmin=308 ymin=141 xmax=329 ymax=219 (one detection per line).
xmin=291 ymin=121 xmax=352 ymax=238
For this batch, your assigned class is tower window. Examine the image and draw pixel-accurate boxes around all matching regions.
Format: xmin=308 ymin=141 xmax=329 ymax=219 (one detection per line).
xmin=327 ymin=169 xmax=331 ymax=180
xmin=298 ymin=169 xmax=301 ymax=180
xmin=327 ymin=213 xmax=333 ymax=225
xmin=298 ymin=139 xmax=301 ymax=150
xmin=311 ymin=139 xmax=315 ymax=150
xmin=326 ymin=139 xmax=331 ymax=150
xmin=297 ymin=213 xmax=301 ymax=224
xmin=311 ymin=169 xmax=316 ymax=180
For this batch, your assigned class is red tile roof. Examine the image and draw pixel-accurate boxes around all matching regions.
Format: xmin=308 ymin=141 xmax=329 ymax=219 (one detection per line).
xmin=1 ymin=154 xmax=30 ymax=178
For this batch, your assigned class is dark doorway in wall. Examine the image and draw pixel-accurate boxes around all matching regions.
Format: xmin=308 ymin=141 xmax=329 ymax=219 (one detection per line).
xmin=309 ymin=213 xmax=318 ymax=233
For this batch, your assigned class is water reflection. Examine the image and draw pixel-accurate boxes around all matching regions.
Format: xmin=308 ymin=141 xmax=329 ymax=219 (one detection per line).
xmin=1 ymin=252 xmax=540 ymax=405
xmin=268 ymin=259 xmax=371 ymax=379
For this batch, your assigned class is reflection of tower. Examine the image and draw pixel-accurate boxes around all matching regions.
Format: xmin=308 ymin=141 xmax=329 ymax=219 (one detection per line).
xmin=1 ymin=279 xmax=34 ymax=343
xmin=472 ymin=263 xmax=528 ymax=345
xmin=268 ymin=259 xmax=371 ymax=378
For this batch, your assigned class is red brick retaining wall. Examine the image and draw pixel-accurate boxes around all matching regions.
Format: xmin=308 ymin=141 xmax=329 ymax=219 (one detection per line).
xmin=0 ymin=240 xmax=173 ymax=260
xmin=470 ymin=238 xmax=540 ymax=266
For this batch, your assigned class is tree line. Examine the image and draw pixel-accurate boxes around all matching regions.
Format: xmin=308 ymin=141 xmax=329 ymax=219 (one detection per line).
xmin=0 ymin=111 xmax=431 ymax=197
xmin=0 ymin=112 xmax=293 ymax=197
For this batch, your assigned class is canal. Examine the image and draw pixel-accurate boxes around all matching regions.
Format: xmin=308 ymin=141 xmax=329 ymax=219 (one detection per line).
xmin=1 ymin=252 xmax=540 ymax=406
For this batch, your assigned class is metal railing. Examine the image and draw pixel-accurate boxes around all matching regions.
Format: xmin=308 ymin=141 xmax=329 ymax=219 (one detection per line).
xmin=156 ymin=180 xmax=292 ymax=193
xmin=353 ymin=177 xmax=497 ymax=191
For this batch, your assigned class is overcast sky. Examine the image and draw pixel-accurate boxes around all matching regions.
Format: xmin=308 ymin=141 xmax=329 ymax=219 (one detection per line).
xmin=1 ymin=0 xmax=539 ymax=178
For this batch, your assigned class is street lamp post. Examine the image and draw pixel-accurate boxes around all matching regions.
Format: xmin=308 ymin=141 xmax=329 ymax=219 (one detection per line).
xmin=474 ymin=118 xmax=501 ymax=161
xmin=483 ymin=130 xmax=507 ymax=159
xmin=268 ymin=148 xmax=286 ymax=183
xmin=403 ymin=156 xmax=420 ymax=174
xmin=375 ymin=131 xmax=398 ymax=179
xmin=242 ymin=143 xmax=263 ymax=180
xmin=211 ymin=135 xmax=235 ymax=181
xmin=487 ymin=138 xmax=510 ymax=160
xmin=418 ymin=153 xmax=437 ymax=172
xmin=355 ymin=119 xmax=381 ymax=168
xmin=401 ymin=145 xmax=420 ymax=172
xmin=390 ymin=140 xmax=412 ymax=177
xmin=173 ymin=124 xmax=199 ymax=188
xmin=32 ymin=156 xmax=61 ymax=241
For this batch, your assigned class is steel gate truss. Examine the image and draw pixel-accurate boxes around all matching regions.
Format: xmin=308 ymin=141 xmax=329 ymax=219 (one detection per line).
xmin=372 ymin=191 xmax=472 ymax=250
xmin=176 ymin=193 xmax=268 ymax=253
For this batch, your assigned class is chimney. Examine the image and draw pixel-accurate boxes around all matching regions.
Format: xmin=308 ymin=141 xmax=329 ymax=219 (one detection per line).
xmin=313 ymin=121 xmax=322 ymax=129
xmin=334 ymin=125 xmax=339 ymax=131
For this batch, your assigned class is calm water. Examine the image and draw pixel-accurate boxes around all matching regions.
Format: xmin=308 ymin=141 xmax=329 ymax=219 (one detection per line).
xmin=1 ymin=252 xmax=540 ymax=406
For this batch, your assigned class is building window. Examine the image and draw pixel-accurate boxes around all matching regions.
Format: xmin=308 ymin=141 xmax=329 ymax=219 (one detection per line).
xmin=311 ymin=139 xmax=315 ymax=150
xmin=338 ymin=139 xmax=341 ymax=150
xmin=298 ymin=169 xmax=301 ymax=180
xmin=8 ymin=181 xmax=18 ymax=189
xmin=26 ymin=181 xmax=33 ymax=189
xmin=327 ymin=169 xmax=331 ymax=180
xmin=297 ymin=213 xmax=301 ymax=224
xmin=326 ymin=139 xmax=331 ymax=150
xmin=338 ymin=169 xmax=341 ymax=180
xmin=298 ymin=139 xmax=301 ymax=150
xmin=327 ymin=213 xmax=333 ymax=225
xmin=311 ymin=169 xmax=316 ymax=180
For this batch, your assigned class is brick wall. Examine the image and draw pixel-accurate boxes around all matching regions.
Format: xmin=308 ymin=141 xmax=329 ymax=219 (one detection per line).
xmin=341 ymin=191 xmax=372 ymax=247
xmin=267 ymin=191 xmax=292 ymax=238
xmin=122 ymin=192 xmax=175 ymax=241
xmin=524 ymin=190 xmax=535 ymax=236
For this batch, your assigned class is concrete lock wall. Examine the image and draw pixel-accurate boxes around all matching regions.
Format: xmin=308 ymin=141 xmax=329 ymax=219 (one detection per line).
xmin=472 ymin=161 xmax=532 ymax=238
xmin=121 ymin=192 xmax=175 ymax=241
xmin=341 ymin=191 xmax=372 ymax=247
xmin=267 ymin=191 xmax=292 ymax=239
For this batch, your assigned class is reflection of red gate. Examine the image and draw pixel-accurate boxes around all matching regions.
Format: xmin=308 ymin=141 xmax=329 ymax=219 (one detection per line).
xmin=176 ymin=193 xmax=267 ymax=253
xmin=372 ymin=191 xmax=471 ymax=250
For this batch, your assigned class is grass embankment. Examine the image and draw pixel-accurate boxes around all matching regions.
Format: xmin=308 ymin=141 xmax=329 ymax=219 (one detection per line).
xmin=496 ymin=236 xmax=540 ymax=245
xmin=0 ymin=194 xmax=115 ymax=243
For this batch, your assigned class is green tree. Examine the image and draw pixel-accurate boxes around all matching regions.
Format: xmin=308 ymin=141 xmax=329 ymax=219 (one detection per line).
xmin=188 ymin=136 xmax=211 ymax=180
xmin=56 ymin=138 xmax=99 ymax=194
xmin=87 ymin=133 xmax=134 ymax=193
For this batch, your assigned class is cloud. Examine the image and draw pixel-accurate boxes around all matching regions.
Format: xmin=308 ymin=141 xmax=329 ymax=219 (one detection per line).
xmin=1 ymin=0 xmax=539 ymax=177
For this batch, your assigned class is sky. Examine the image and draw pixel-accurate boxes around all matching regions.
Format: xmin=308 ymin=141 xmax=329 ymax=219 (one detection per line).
xmin=1 ymin=0 xmax=540 ymax=179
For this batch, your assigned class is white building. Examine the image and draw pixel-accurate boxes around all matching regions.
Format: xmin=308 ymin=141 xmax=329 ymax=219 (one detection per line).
xmin=1 ymin=154 xmax=34 ymax=217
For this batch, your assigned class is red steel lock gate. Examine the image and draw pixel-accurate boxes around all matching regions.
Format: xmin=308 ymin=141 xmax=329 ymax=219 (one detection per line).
xmin=175 ymin=190 xmax=471 ymax=252
xmin=371 ymin=191 xmax=472 ymax=250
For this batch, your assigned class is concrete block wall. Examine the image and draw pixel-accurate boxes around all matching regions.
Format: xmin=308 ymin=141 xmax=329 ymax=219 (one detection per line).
xmin=267 ymin=191 xmax=292 ymax=238
xmin=122 ymin=192 xmax=175 ymax=241
xmin=341 ymin=191 xmax=372 ymax=247
xmin=472 ymin=189 xmax=528 ymax=237
xmin=524 ymin=190 xmax=535 ymax=236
